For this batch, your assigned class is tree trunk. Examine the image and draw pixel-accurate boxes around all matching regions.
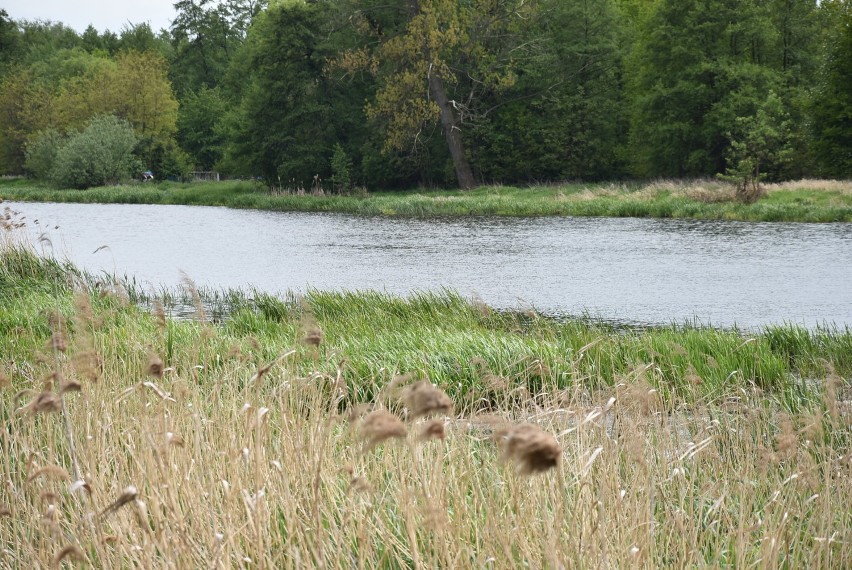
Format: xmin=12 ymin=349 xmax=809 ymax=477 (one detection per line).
xmin=428 ymin=72 xmax=476 ymax=189
xmin=407 ymin=0 xmax=476 ymax=190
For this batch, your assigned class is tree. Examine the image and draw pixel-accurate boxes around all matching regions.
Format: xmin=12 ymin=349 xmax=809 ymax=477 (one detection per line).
xmin=0 ymin=9 xmax=22 ymax=76
xmin=811 ymin=1 xmax=852 ymax=178
xmin=169 ymin=0 xmax=264 ymax=96
xmin=177 ymin=85 xmax=227 ymax=170
xmin=472 ymin=0 xmax=628 ymax=182
xmin=221 ymin=2 xmax=337 ymax=184
xmin=50 ymin=114 xmax=142 ymax=189
xmin=118 ymin=23 xmax=171 ymax=57
xmin=627 ymin=0 xmax=783 ymax=178
xmin=0 ymin=68 xmax=56 ymax=173
xmin=111 ymin=50 xmax=179 ymax=141
xmin=719 ymin=92 xmax=792 ymax=202
xmin=24 ymin=128 xmax=66 ymax=179
xmin=336 ymin=0 xmax=538 ymax=189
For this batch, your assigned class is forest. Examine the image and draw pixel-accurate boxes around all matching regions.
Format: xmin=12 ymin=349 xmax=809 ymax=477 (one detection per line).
xmin=0 ymin=0 xmax=850 ymax=192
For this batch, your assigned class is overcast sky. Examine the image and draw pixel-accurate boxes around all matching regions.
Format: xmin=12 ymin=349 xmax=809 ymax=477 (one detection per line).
xmin=4 ymin=0 xmax=178 ymax=33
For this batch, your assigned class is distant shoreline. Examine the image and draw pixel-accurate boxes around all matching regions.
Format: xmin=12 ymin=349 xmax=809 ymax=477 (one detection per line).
xmin=2 ymin=178 xmax=851 ymax=223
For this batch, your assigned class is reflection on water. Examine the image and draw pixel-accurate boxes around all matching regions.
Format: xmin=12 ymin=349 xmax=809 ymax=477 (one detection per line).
xmin=7 ymin=201 xmax=852 ymax=329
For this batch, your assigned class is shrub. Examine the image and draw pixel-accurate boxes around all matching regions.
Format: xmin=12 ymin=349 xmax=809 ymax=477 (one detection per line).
xmin=718 ymin=93 xmax=792 ymax=203
xmin=50 ymin=114 xmax=142 ymax=189
xmin=331 ymin=143 xmax=353 ymax=193
xmin=138 ymin=136 xmax=192 ymax=181
xmin=23 ymin=129 xmax=66 ymax=180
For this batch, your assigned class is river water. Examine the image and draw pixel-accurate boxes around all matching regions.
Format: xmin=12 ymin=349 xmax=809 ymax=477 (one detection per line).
xmin=5 ymin=201 xmax=852 ymax=329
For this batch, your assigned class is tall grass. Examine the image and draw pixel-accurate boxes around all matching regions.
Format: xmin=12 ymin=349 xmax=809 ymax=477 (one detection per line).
xmin=2 ymin=228 xmax=851 ymax=567
xmin=3 ymin=178 xmax=852 ymax=221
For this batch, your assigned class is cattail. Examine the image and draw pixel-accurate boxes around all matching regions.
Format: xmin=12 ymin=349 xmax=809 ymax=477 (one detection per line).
xmin=48 ymin=332 xmax=67 ymax=353
xmin=359 ymin=410 xmax=407 ymax=449
xmin=302 ymin=326 xmax=323 ymax=347
xmin=45 ymin=311 xmax=67 ymax=352
xmin=146 ymin=354 xmax=164 ymax=378
xmin=403 ymin=380 xmax=453 ymax=419
xmin=495 ymin=423 xmax=562 ymax=474
xmin=60 ymin=380 xmax=82 ymax=394
xmin=69 ymin=479 xmax=91 ymax=495
xmin=341 ymin=466 xmax=372 ymax=493
xmin=345 ymin=402 xmax=374 ymax=424
xmin=28 ymin=391 xmax=62 ymax=414
xmin=42 ymin=504 xmax=58 ymax=523
xmin=483 ymin=373 xmax=509 ymax=392
xmin=73 ymin=291 xmax=93 ymax=322
xmin=180 ymin=272 xmax=206 ymax=322
xmin=0 ymin=368 xmax=8 ymax=388
xmin=165 ymin=432 xmax=185 ymax=447
xmin=27 ymin=465 xmax=71 ymax=483
xmin=0 ymin=505 xmax=10 ymax=517
xmin=99 ymin=486 xmax=138 ymax=518
xmin=776 ymin=416 xmax=798 ymax=458
xmin=685 ymin=364 xmax=702 ymax=386
xmin=53 ymin=545 xmax=85 ymax=567
xmin=72 ymin=350 xmax=103 ymax=382
xmin=40 ymin=491 xmax=59 ymax=504
xmin=153 ymin=299 xmax=167 ymax=329
xmin=226 ymin=343 xmax=243 ymax=360
xmin=133 ymin=499 xmax=150 ymax=531
xmin=418 ymin=419 xmax=446 ymax=441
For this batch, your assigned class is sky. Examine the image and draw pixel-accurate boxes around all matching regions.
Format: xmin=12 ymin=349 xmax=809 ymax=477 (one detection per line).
xmin=4 ymin=0 xmax=179 ymax=33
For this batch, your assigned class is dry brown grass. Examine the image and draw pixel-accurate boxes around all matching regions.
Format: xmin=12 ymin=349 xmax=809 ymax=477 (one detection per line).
xmin=560 ymin=178 xmax=852 ymax=204
xmin=765 ymin=179 xmax=852 ymax=195
xmin=2 ymin=288 xmax=851 ymax=568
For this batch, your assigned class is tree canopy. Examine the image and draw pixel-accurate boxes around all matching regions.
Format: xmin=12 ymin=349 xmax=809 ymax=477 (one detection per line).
xmin=0 ymin=0 xmax=849 ymax=188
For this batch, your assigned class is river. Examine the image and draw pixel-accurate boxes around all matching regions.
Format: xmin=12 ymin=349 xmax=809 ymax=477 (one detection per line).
xmin=5 ymin=201 xmax=852 ymax=329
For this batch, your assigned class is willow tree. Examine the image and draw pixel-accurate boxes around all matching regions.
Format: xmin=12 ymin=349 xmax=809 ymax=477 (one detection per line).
xmin=335 ymin=0 xmax=537 ymax=189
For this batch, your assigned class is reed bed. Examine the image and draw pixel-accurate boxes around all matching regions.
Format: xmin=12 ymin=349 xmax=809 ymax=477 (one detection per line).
xmin=2 ymin=228 xmax=852 ymax=567
xmin=3 ymin=178 xmax=852 ymax=222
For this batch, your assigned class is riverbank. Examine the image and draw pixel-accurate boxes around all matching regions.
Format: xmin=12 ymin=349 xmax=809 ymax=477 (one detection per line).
xmin=3 ymin=237 xmax=852 ymax=567
xmin=2 ymin=177 xmax=852 ymax=222
xmin=3 ymin=236 xmax=851 ymax=407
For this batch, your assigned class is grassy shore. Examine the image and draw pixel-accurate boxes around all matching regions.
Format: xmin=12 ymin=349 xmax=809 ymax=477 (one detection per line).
xmin=2 ymin=177 xmax=852 ymax=221
xmin=2 ymin=228 xmax=852 ymax=567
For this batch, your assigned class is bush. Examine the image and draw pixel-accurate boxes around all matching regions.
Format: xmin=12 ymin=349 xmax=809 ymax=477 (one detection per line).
xmin=50 ymin=114 xmax=142 ymax=189
xmin=330 ymin=143 xmax=353 ymax=193
xmin=718 ymin=93 xmax=792 ymax=203
xmin=138 ymin=136 xmax=192 ymax=181
xmin=23 ymin=129 xmax=66 ymax=180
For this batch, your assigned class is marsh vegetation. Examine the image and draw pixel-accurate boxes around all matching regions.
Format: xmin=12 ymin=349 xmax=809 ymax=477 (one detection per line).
xmin=3 ymin=178 xmax=852 ymax=222
xmin=2 ymin=219 xmax=851 ymax=567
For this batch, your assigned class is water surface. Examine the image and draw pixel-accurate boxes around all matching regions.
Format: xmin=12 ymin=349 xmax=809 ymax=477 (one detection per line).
xmin=6 ymin=201 xmax=852 ymax=329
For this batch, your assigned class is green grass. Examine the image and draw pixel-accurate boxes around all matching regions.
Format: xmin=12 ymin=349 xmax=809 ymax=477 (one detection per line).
xmin=3 ymin=177 xmax=852 ymax=221
xmin=3 ymin=245 xmax=849 ymax=412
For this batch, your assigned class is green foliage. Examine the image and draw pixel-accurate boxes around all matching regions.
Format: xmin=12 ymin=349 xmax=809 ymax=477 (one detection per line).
xmin=23 ymin=128 xmax=66 ymax=180
xmin=719 ymin=92 xmax=793 ymax=202
xmin=139 ymin=136 xmax=192 ymax=181
xmin=177 ymin=86 xmax=227 ymax=170
xmin=472 ymin=0 xmax=628 ymax=182
xmin=118 ymin=23 xmax=171 ymax=57
xmin=221 ymin=2 xmax=339 ymax=185
xmin=627 ymin=0 xmax=784 ymax=178
xmin=0 ymin=0 xmax=847 ymax=186
xmin=811 ymin=2 xmax=852 ymax=178
xmin=169 ymin=0 xmax=265 ymax=96
xmin=0 ymin=9 xmax=22 ymax=76
xmin=50 ymin=114 xmax=142 ymax=189
xmin=0 ymin=45 xmax=178 ymax=174
xmin=330 ymin=143 xmax=353 ymax=193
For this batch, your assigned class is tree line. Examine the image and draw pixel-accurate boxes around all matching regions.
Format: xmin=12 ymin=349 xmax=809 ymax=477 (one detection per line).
xmin=0 ymin=0 xmax=850 ymax=192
